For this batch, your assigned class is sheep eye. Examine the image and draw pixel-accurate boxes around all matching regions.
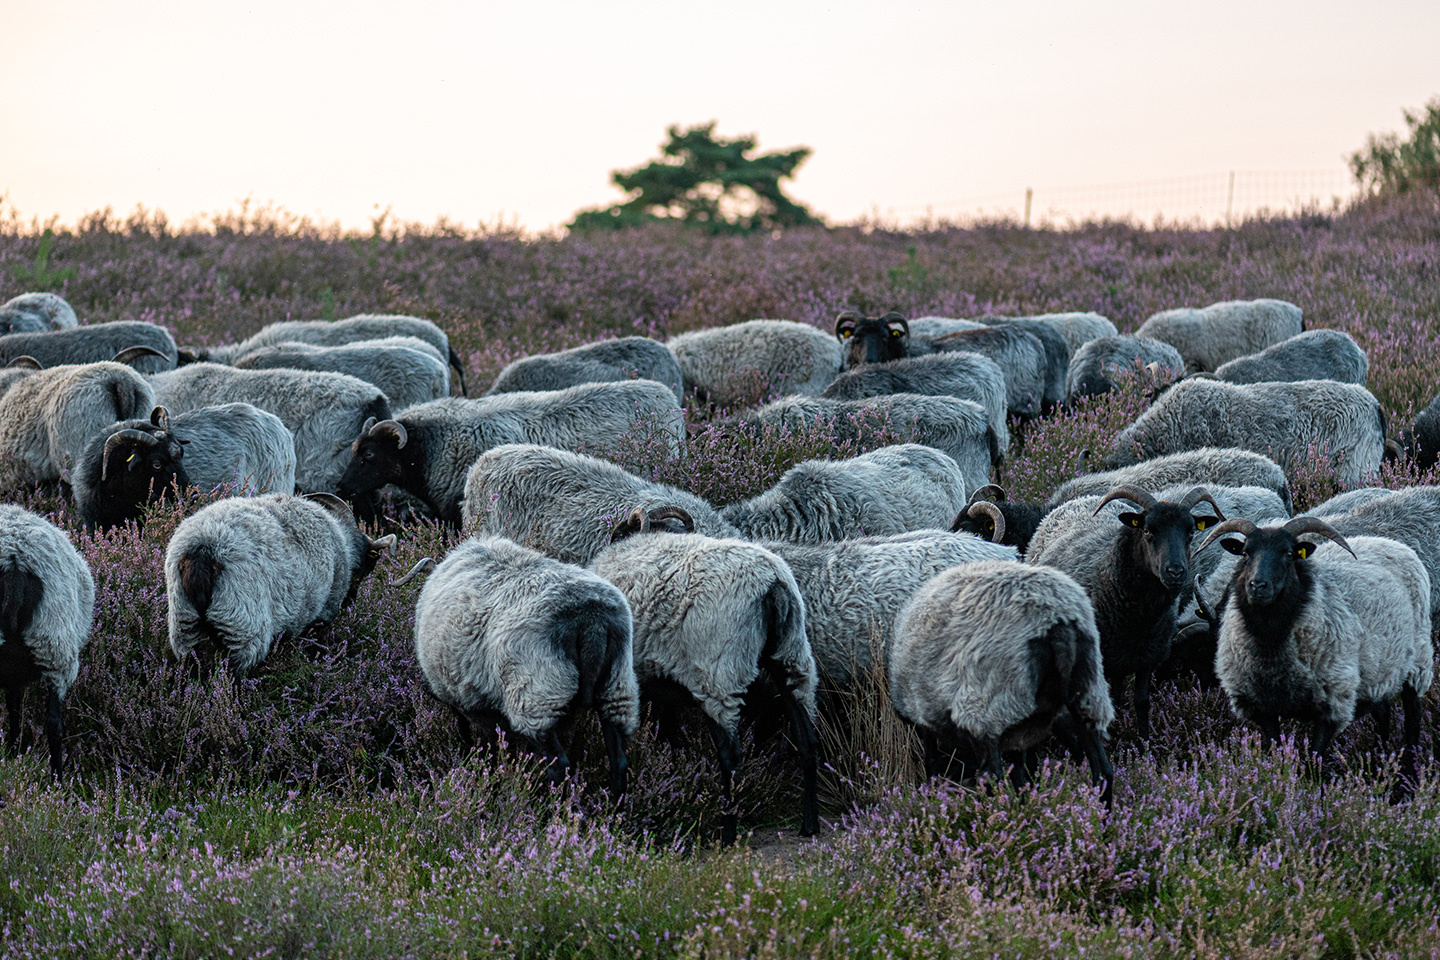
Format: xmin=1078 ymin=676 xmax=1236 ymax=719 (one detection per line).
xmin=363 ymin=451 xmax=375 ymax=462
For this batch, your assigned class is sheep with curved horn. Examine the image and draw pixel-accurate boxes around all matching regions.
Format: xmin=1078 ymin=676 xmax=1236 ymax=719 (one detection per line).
xmin=950 ymin=483 xmax=1046 ymax=552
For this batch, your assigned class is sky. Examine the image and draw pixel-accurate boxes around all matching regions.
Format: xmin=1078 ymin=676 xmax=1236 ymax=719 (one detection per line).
xmin=3 ymin=0 xmax=1437 ymax=232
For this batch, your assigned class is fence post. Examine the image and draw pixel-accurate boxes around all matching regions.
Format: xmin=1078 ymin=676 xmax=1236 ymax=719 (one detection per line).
xmin=1024 ymin=187 xmax=1032 ymax=227
xmin=1225 ymin=171 xmax=1235 ymax=228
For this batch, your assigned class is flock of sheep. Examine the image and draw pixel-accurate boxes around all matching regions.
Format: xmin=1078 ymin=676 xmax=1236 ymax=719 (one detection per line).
xmin=0 ymin=288 xmax=1437 ymax=844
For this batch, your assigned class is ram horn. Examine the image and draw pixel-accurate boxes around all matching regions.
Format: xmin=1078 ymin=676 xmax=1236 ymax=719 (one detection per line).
xmin=648 ymin=505 xmax=695 ymax=532
xmin=833 ymin=310 xmax=863 ymax=336
xmin=112 ymin=345 xmax=170 ymax=368
xmin=1172 ymin=621 xmax=1211 ymax=646
xmin=393 ymin=557 xmax=436 ymax=587
xmin=100 ymin=429 xmax=161 ymax=481
xmin=1194 ymin=517 xmax=1260 ymax=555
xmin=609 ymin=506 xmax=650 ymax=543
xmin=1192 ymin=575 xmax=1217 ymax=624
xmin=1178 ymin=486 xmax=1226 ymax=520
xmin=6 ymin=355 xmax=42 ymax=370
xmin=149 ymin=406 xmax=172 ymax=432
xmin=303 ymin=491 xmax=355 ymax=520
xmin=360 ymin=417 xmax=377 ymax=437
xmin=1092 ymin=484 xmax=1157 ymax=515
xmin=966 ymin=501 xmax=1006 ymax=543
xmin=369 ymin=419 xmax=408 ymax=450
xmin=1281 ymin=516 xmax=1357 ymax=559
xmin=968 ymin=483 xmax=1006 ymax=505
xmin=878 ymin=311 xmax=910 ymax=336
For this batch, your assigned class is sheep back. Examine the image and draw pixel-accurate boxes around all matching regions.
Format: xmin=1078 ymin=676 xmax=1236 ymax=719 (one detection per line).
xmin=489 ymin=337 xmax=683 ymax=401
xmin=1 ymin=293 xmax=78 ymax=333
xmin=1047 ymin=447 xmax=1291 ymax=512
xmin=232 ymin=337 xmax=449 ymax=411
xmin=1065 ymin=335 xmax=1185 ymax=400
xmin=1136 ymin=298 xmax=1303 ymax=372
xmin=0 ymin=322 xmax=177 ymax=373
xmin=669 ymin=319 xmax=842 ymax=409
xmin=1212 ymin=329 xmax=1368 ymax=386
xmin=171 ymin=403 xmax=297 ymax=494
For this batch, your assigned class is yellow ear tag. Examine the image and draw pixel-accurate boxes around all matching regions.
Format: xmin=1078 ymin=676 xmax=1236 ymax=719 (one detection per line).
xmin=126 ymin=454 xmax=136 ymax=463
xmin=1127 ymin=516 xmax=1141 ymax=527
xmin=1196 ymin=520 xmax=1208 ymax=531
xmin=1297 ymin=545 xmax=1310 ymax=559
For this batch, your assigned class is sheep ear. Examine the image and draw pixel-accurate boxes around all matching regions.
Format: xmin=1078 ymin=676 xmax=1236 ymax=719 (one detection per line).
xmin=1118 ymin=512 xmax=1144 ymax=529
xmin=1193 ymin=514 xmax=1220 ymax=532
xmin=1295 ymin=543 xmax=1313 ymax=560
xmin=834 ymin=311 xmax=860 ymax=339
xmin=1220 ymin=538 xmax=1246 ymax=555
xmin=367 ymin=533 xmax=397 ymax=557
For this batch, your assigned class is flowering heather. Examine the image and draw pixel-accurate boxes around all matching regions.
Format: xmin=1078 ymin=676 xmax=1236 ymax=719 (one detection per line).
xmin=2 ymin=192 xmax=1440 ymax=956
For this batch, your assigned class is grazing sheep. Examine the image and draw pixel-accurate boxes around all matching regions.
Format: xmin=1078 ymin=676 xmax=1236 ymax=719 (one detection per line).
xmin=1104 ymin=378 xmax=1388 ymax=490
xmin=463 ymin=444 xmax=738 ymax=564
xmin=1211 ymin=329 xmax=1368 ymax=386
xmin=1048 ymin=447 xmax=1292 ymax=513
xmin=232 ymin=336 xmax=450 ymax=411
xmin=148 ymin=363 xmax=390 ymax=493
xmin=821 ymin=351 xmax=1010 ymax=459
xmin=0 ymin=505 xmax=94 ymax=777
xmin=489 ymin=337 xmax=684 ymax=402
xmin=1403 ymin=393 xmax=1440 ymax=471
xmin=0 ymin=361 xmax=155 ymax=491
xmin=400 ymin=536 xmax=639 ymax=798
xmin=165 ymin=493 xmax=395 ymax=673
xmin=951 ymin=484 xmax=1047 ymax=554
xmin=590 ymin=506 xmax=819 ymax=842
xmin=1066 ymin=335 xmax=1185 ymax=401
xmin=1 ymin=293 xmax=79 ymax=333
xmin=669 ymin=319 xmax=842 ymax=408
xmin=0 ymin=322 xmax=178 ymax=373
xmin=1136 ymin=298 xmax=1304 ymax=373
xmin=337 ymin=380 xmax=684 ymax=525
xmin=890 ymin=561 xmax=1114 ymax=798
xmin=720 ymin=444 xmax=970 ymax=543
xmin=931 ymin=325 xmax=1052 ymax=419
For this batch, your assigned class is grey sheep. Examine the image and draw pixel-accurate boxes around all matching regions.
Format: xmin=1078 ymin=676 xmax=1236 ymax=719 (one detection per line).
xmin=489 ymin=336 xmax=683 ymax=402
xmin=0 ymin=322 xmax=178 ymax=373
xmin=821 ymin=351 xmax=1010 ymax=459
xmin=907 ymin=317 xmax=987 ymax=340
xmin=337 ymin=380 xmax=684 ymax=526
xmin=1105 ymin=378 xmax=1388 ymax=490
xmin=0 ymin=504 xmax=95 ymax=777
xmin=1210 ymin=329 xmax=1368 ymax=386
xmin=232 ymin=336 xmax=450 ymax=411
xmin=1 ymin=293 xmax=79 ymax=334
xmin=669 ymin=319 xmax=842 ymax=409
xmin=1401 ymin=392 xmax=1440 ymax=471
xmin=889 ymin=561 xmax=1114 ymax=798
xmin=1022 ymin=312 xmax=1119 ymax=355
xmin=969 ymin=316 xmax=1072 ymax=411
xmin=931 ymin=325 xmax=1051 ymax=419
xmin=0 ymin=361 xmax=155 ymax=491
xmin=148 ymin=363 xmax=390 ymax=493
xmin=399 ymin=535 xmax=639 ymax=799
xmin=1065 ymin=335 xmax=1185 ymax=401
xmin=165 ymin=493 xmax=396 ymax=673
xmin=1048 ymin=447 xmax=1292 ymax=513
xmin=590 ymin=506 xmax=819 ymax=842
xmin=1136 ymin=298 xmax=1303 ymax=373
xmin=720 ymin=444 xmax=971 ymax=544
xmin=1310 ymin=486 xmax=1397 ymax=517
xmin=462 ymin=444 xmax=738 ymax=564
xmin=0 ymin=359 xmax=40 ymax=400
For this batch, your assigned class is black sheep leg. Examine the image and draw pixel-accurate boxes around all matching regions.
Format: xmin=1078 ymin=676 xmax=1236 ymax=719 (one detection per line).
xmin=600 ymin=715 xmax=629 ymax=802
xmin=1259 ymin=715 xmax=1282 ymax=750
xmin=535 ymin=726 xmax=571 ymax=792
xmin=920 ymin=728 xmax=948 ymax=782
xmin=704 ymin=715 xmax=742 ymax=846
xmin=1372 ymin=701 xmax=1393 ymax=747
xmin=453 ymin=709 xmax=476 ymax=753
xmin=44 ymin=682 xmax=63 ymax=779
xmin=764 ymin=663 xmax=819 ymax=837
xmin=979 ymin=737 xmax=1005 ymax=784
xmin=1310 ymin=716 xmax=1341 ymax=790
xmin=1070 ymin=707 xmax=1114 ymax=807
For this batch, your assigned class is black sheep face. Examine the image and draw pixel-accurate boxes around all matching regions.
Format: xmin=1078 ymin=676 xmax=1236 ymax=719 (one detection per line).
xmin=337 ymin=433 xmax=408 ymax=498
xmin=835 ymin=311 xmax=909 ymax=367
xmin=1118 ymin=502 xmax=1216 ymax=592
xmin=85 ymin=435 xmax=190 ymax=530
xmin=1220 ymin=527 xmax=1311 ymax=608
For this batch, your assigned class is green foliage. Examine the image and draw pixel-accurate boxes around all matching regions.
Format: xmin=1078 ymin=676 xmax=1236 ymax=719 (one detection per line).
xmin=570 ymin=122 xmax=820 ymax=235
xmin=1350 ymin=96 xmax=1440 ymax=196
xmin=887 ymin=244 xmax=931 ymax=293
xmin=11 ymin=228 xmax=75 ymax=290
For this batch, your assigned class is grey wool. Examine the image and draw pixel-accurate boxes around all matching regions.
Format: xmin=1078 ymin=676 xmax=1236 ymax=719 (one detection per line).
xmin=1104 ymin=378 xmax=1387 ymax=490
xmin=906 ymin=317 xmax=987 ymax=342
xmin=1020 ymin=312 xmax=1119 ymax=356
xmin=1047 ymin=448 xmax=1292 ymax=513
xmin=821 ymin=351 xmax=1010 ymax=458
xmin=669 ymin=319 xmax=843 ymax=409
xmin=232 ymin=336 xmax=450 ymax=411
xmin=165 ymin=493 xmax=395 ymax=672
xmin=488 ymin=337 xmax=684 ymax=402
xmin=1136 ymin=298 xmax=1304 ymax=373
xmin=1309 ymin=486 xmax=1440 ymax=627
xmin=970 ymin=317 xmax=1072 ymax=411
xmin=0 ymin=361 xmax=155 ymax=491
xmin=1065 ymin=335 xmax=1185 ymax=401
xmin=462 ymin=444 xmax=737 ymax=564
xmin=929 ymin=325 xmax=1051 ymax=418
xmin=1210 ymin=329 xmax=1368 ymax=386
xmin=1 ymin=293 xmax=79 ymax=334
xmin=148 ymin=363 xmax=391 ymax=493
xmin=720 ymin=444 xmax=971 ymax=544
xmin=1310 ymin=486 xmax=1397 ymax=517
xmin=0 ymin=321 xmax=178 ymax=373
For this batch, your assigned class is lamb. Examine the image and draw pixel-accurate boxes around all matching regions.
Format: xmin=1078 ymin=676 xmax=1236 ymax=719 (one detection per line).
xmin=1210 ymin=329 xmax=1368 ymax=386
xmin=1065 ymin=335 xmax=1185 ymax=401
xmin=398 ymin=536 xmax=639 ymax=798
xmin=1136 ymin=298 xmax=1304 ymax=373
xmin=719 ymin=444 xmax=970 ymax=544
xmin=889 ymin=561 xmax=1114 ymax=798
xmin=165 ymin=493 xmax=396 ymax=673
xmin=488 ymin=337 xmax=684 ymax=402
xmin=951 ymin=484 xmax=1047 ymax=554
xmin=589 ymin=506 xmax=819 ymax=842
xmin=820 ymin=351 xmax=1010 ymax=459
xmin=669 ymin=319 xmax=842 ymax=409
xmin=232 ymin=336 xmax=450 ymax=411
xmin=1104 ymin=378 xmax=1388 ymax=490
xmin=0 ymin=361 xmax=155 ymax=492
xmin=1047 ymin=447 xmax=1292 ymax=513
xmin=0 ymin=505 xmax=94 ymax=778
xmin=337 ymin=380 xmax=685 ymax=526
xmin=1 ymin=293 xmax=79 ymax=333
xmin=1195 ymin=517 xmax=1432 ymax=783
xmin=0 ymin=321 xmax=179 ymax=373
xmin=462 ymin=444 xmax=738 ymax=565
xmin=147 ymin=363 xmax=390 ymax=493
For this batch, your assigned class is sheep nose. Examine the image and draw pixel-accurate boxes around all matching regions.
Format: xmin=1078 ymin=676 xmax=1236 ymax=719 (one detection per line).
xmin=1247 ymin=578 xmax=1272 ymax=600
xmin=1163 ymin=562 xmax=1187 ymax=583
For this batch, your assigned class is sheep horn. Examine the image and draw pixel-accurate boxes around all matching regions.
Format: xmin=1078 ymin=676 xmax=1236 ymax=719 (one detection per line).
xmin=1192 ymin=575 xmax=1217 ymax=624
xmin=1179 ymin=486 xmax=1226 ymax=520
xmin=966 ymin=501 xmax=1006 ymax=543
xmin=879 ymin=311 xmax=909 ymax=336
xmin=112 ymin=345 xmax=170 ymax=368
xmin=834 ymin=310 xmax=863 ymax=336
xmin=369 ymin=419 xmax=408 ymax=450
xmin=1172 ymin=621 xmax=1211 ymax=646
xmin=101 ymin=429 xmax=161 ymax=481
xmin=609 ymin=507 xmax=650 ymax=543
xmin=6 ymin=356 xmax=42 ymax=370
xmin=303 ymin=492 xmax=355 ymax=520
xmin=393 ymin=557 xmax=435 ymax=587
xmin=1194 ymin=517 xmax=1260 ymax=555
xmin=1092 ymin=484 xmax=1157 ymax=515
xmin=360 ymin=417 xmax=377 ymax=437
xmin=648 ymin=505 xmax=695 ymax=532
xmin=150 ymin=406 xmax=172 ymax=432
xmin=1280 ymin=516 xmax=1357 ymax=559
xmin=968 ymin=483 xmax=1006 ymax=505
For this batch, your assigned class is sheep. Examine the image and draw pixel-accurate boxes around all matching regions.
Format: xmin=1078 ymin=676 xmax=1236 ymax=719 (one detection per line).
xmin=1047 ymin=447 xmax=1293 ymax=513
xmin=1027 ymin=485 xmax=1223 ymax=739
xmin=1022 ymin=312 xmax=1119 ymax=355
xmin=821 ymin=351 xmax=1010 ymax=459
xmin=1210 ymin=329 xmax=1368 ymax=386
xmin=165 ymin=492 xmax=396 ymax=673
xmin=0 ymin=361 xmax=155 ymax=491
xmin=0 ymin=505 xmax=94 ymax=778
xmin=669 ymin=319 xmax=842 ymax=409
xmin=1065 ymin=335 xmax=1185 ymax=401
xmin=488 ymin=337 xmax=684 ymax=402
xmin=968 ymin=316 xmax=1072 ymax=411
xmin=1402 ymin=393 xmax=1440 ymax=471
xmin=928 ymin=325 xmax=1051 ymax=420
xmin=1136 ymin=298 xmax=1304 ymax=373
xmin=462 ymin=444 xmax=738 ymax=565
xmin=1310 ymin=487 xmax=1398 ymax=517
xmin=834 ymin=311 xmax=916 ymax=368
xmin=0 ymin=322 xmax=178 ymax=373
xmin=951 ymin=484 xmax=1047 ymax=554
xmin=589 ymin=506 xmax=819 ymax=842
xmin=147 ymin=363 xmax=390 ymax=493
xmin=1104 ymin=378 xmax=1388 ymax=490
xmin=398 ymin=535 xmax=639 ymax=798
xmin=1195 ymin=517 xmax=1432 ymax=783
xmin=721 ymin=393 xmax=996 ymax=493
xmin=719 ymin=444 xmax=970 ymax=544
xmin=337 ymin=380 xmax=684 ymax=526
xmin=72 ymin=404 xmax=297 ymax=530
xmin=0 ymin=357 xmax=41 ymax=399
xmin=889 ymin=561 xmax=1114 ymax=798
xmin=231 ymin=336 xmax=450 ymax=411
xmin=1 ymin=293 xmax=79 ymax=333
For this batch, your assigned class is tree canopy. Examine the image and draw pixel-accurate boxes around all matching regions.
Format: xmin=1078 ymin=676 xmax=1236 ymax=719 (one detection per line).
xmin=1350 ymin=97 xmax=1440 ymax=196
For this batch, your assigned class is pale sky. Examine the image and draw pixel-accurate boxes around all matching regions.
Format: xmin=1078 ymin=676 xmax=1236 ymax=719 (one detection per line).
xmin=3 ymin=0 xmax=1436 ymax=232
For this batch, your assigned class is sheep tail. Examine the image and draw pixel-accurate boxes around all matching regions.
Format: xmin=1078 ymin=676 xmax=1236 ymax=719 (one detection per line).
xmin=573 ymin=619 xmax=609 ymax=709
xmin=448 ymin=347 xmax=469 ymax=396
xmin=177 ymin=545 xmax=220 ymax=617
xmin=0 ymin=563 xmax=44 ymax=648
xmin=761 ymin=581 xmax=804 ymax=667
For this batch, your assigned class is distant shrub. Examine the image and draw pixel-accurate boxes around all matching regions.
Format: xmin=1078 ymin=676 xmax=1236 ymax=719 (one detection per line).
xmin=1350 ymin=96 xmax=1440 ymax=196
